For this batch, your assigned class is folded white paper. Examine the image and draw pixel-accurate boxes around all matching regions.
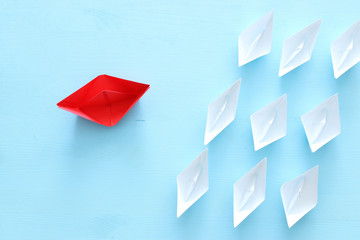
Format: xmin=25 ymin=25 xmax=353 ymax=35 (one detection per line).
xmin=251 ymin=94 xmax=287 ymax=151
xmin=233 ymin=158 xmax=267 ymax=227
xmin=238 ymin=10 xmax=274 ymax=66
xmin=331 ymin=20 xmax=360 ymax=78
xmin=204 ymin=79 xmax=241 ymax=145
xmin=301 ymin=94 xmax=341 ymax=152
xmin=281 ymin=166 xmax=318 ymax=228
xmin=177 ymin=149 xmax=209 ymax=217
xmin=279 ymin=20 xmax=322 ymax=77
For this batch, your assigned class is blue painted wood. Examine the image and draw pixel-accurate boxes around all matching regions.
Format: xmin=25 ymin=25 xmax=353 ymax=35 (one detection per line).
xmin=0 ymin=0 xmax=359 ymax=239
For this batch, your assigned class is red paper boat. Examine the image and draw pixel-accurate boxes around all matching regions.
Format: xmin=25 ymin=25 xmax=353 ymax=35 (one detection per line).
xmin=57 ymin=75 xmax=150 ymax=127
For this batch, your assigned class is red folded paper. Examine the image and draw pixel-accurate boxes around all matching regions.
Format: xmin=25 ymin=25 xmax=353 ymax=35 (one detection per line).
xmin=57 ymin=75 xmax=150 ymax=127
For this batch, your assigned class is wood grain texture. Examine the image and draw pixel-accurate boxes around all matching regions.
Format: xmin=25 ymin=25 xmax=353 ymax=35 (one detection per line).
xmin=0 ymin=0 xmax=359 ymax=239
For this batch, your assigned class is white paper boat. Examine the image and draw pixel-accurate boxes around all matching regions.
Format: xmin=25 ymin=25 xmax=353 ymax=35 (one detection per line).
xmin=281 ymin=166 xmax=318 ymax=228
xmin=301 ymin=94 xmax=341 ymax=152
xmin=331 ymin=20 xmax=360 ymax=78
xmin=238 ymin=10 xmax=274 ymax=66
xmin=251 ymin=94 xmax=287 ymax=151
xmin=177 ymin=149 xmax=209 ymax=217
xmin=234 ymin=158 xmax=267 ymax=227
xmin=204 ymin=79 xmax=241 ymax=145
xmin=279 ymin=20 xmax=322 ymax=76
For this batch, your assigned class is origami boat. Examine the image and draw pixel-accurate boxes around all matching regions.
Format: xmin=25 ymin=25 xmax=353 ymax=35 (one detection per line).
xmin=57 ymin=75 xmax=150 ymax=127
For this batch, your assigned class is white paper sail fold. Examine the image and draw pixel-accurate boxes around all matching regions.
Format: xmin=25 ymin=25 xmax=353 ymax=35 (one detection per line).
xmin=251 ymin=94 xmax=287 ymax=151
xmin=238 ymin=10 xmax=274 ymax=66
xmin=331 ymin=20 xmax=360 ymax=78
xmin=233 ymin=158 xmax=267 ymax=227
xmin=204 ymin=79 xmax=241 ymax=145
xmin=281 ymin=166 xmax=318 ymax=228
xmin=177 ymin=149 xmax=209 ymax=218
xmin=301 ymin=94 xmax=341 ymax=152
xmin=279 ymin=20 xmax=322 ymax=76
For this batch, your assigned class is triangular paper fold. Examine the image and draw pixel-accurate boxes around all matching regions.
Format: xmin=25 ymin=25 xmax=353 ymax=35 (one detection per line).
xmin=57 ymin=75 xmax=150 ymax=127
xmin=177 ymin=149 xmax=209 ymax=218
xmin=301 ymin=94 xmax=341 ymax=152
xmin=281 ymin=166 xmax=318 ymax=228
xmin=279 ymin=20 xmax=322 ymax=76
xmin=331 ymin=20 xmax=360 ymax=78
xmin=204 ymin=79 xmax=241 ymax=145
xmin=233 ymin=158 xmax=267 ymax=227
xmin=251 ymin=94 xmax=287 ymax=151
xmin=238 ymin=10 xmax=274 ymax=66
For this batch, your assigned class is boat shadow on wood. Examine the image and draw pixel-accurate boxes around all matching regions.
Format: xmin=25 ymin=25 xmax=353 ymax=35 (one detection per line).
xmin=66 ymin=102 xmax=148 ymax=167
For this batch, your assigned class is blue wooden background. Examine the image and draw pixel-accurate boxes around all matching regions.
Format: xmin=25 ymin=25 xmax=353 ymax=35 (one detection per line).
xmin=0 ymin=0 xmax=359 ymax=239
